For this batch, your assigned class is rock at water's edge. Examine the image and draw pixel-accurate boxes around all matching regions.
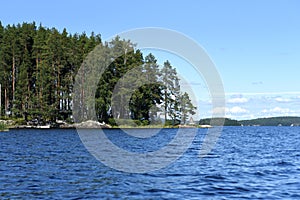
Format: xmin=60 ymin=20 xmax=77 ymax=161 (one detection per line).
xmin=68 ymin=120 xmax=111 ymax=129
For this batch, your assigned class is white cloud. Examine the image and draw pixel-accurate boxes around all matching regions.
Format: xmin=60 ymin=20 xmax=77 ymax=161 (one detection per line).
xmin=275 ymin=97 xmax=291 ymax=103
xmin=227 ymin=97 xmax=248 ymax=104
xmin=202 ymin=92 xmax=300 ymax=120
xmin=262 ymin=107 xmax=296 ymax=115
xmin=211 ymin=107 xmax=226 ymax=115
xmin=227 ymin=106 xmax=249 ymax=114
xmin=210 ymin=106 xmax=249 ymax=115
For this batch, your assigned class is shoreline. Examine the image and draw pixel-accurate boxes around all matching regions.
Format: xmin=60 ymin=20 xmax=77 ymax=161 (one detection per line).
xmin=3 ymin=116 xmax=300 ymax=131
xmin=6 ymin=125 xmax=299 ymax=130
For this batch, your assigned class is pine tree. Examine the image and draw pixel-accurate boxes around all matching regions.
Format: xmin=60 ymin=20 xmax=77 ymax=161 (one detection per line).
xmin=95 ymin=37 xmax=141 ymax=123
xmin=129 ymin=53 xmax=162 ymax=123
xmin=161 ymin=60 xmax=181 ymax=125
xmin=0 ymin=21 xmax=4 ymax=116
xmin=32 ymin=24 xmax=50 ymax=120
xmin=14 ymin=22 xmax=36 ymax=119
xmin=0 ymin=22 xmax=197 ymax=126
xmin=2 ymin=24 xmax=23 ymax=116
xmin=0 ymin=22 xmax=10 ymax=117
xmin=179 ymin=92 xmax=197 ymax=124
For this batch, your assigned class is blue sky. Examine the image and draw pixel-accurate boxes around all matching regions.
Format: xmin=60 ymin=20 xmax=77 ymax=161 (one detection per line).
xmin=1 ymin=0 xmax=300 ymax=119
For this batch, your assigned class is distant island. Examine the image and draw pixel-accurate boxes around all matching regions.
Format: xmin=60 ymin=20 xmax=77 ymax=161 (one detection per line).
xmin=199 ymin=116 xmax=300 ymax=127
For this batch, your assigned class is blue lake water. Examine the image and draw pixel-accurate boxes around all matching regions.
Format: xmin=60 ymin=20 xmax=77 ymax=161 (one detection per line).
xmin=1 ymin=127 xmax=300 ymax=199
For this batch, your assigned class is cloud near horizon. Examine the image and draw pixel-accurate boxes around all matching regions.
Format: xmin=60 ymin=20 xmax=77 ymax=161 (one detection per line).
xmin=227 ymin=97 xmax=248 ymax=104
xmin=261 ymin=107 xmax=297 ymax=115
xmin=275 ymin=97 xmax=292 ymax=103
xmin=199 ymin=93 xmax=300 ymax=120
xmin=227 ymin=106 xmax=249 ymax=114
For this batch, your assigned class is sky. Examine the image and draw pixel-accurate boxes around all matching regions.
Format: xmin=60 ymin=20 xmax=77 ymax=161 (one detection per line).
xmin=1 ymin=0 xmax=300 ymax=120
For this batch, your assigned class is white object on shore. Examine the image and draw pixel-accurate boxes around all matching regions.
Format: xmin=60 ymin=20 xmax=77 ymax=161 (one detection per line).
xmin=36 ymin=125 xmax=51 ymax=129
xmin=199 ymin=125 xmax=213 ymax=128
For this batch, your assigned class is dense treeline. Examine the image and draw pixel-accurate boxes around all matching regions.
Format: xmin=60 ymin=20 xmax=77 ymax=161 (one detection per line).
xmin=199 ymin=118 xmax=241 ymax=126
xmin=0 ymin=21 xmax=101 ymax=123
xmin=0 ymin=22 xmax=196 ymax=126
xmin=73 ymin=36 xmax=196 ymax=126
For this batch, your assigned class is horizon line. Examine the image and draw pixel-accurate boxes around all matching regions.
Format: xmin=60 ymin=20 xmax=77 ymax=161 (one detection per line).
xmin=225 ymin=91 xmax=300 ymax=96
xmin=197 ymin=115 xmax=300 ymax=121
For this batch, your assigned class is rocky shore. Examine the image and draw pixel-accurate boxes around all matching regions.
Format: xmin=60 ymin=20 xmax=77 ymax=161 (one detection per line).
xmin=60 ymin=120 xmax=112 ymax=129
xmin=0 ymin=120 xmax=15 ymax=126
xmin=1 ymin=119 xmax=111 ymax=129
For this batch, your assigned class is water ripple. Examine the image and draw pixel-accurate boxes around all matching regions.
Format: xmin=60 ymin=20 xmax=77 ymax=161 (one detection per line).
xmin=0 ymin=127 xmax=300 ymax=199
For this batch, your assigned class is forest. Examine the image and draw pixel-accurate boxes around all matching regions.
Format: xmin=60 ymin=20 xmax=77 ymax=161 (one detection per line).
xmin=239 ymin=116 xmax=300 ymax=126
xmin=0 ymin=21 xmax=196 ymax=126
xmin=198 ymin=117 xmax=300 ymax=126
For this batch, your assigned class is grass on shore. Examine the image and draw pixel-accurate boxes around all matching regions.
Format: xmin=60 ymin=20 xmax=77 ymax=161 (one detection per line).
xmin=0 ymin=122 xmax=8 ymax=131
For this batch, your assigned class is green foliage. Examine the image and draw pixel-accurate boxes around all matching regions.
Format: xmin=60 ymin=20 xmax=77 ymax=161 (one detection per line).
xmin=107 ymin=118 xmax=117 ymax=127
xmin=13 ymin=118 xmax=27 ymax=125
xmin=199 ymin=118 xmax=241 ymax=126
xmin=0 ymin=21 xmax=197 ymax=127
xmin=198 ymin=117 xmax=300 ymax=127
xmin=240 ymin=117 xmax=300 ymax=126
xmin=179 ymin=92 xmax=197 ymax=124
xmin=0 ymin=122 xmax=6 ymax=131
xmin=112 ymin=119 xmax=143 ymax=127
xmin=0 ymin=21 xmax=100 ymax=122
xmin=129 ymin=53 xmax=162 ymax=122
xmin=161 ymin=60 xmax=180 ymax=124
xmin=164 ymin=119 xmax=180 ymax=127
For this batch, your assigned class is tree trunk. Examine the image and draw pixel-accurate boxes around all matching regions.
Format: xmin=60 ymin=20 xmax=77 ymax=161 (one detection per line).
xmin=164 ymin=90 xmax=167 ymax=123
xmin=4 ymin=88 xmax=8 ymax=116
xmin=12 ymin=56 xmax=15 ymax=114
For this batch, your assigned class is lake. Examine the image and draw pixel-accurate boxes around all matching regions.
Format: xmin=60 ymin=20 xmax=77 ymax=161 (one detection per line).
xmin=1 ymin=127 xmax=300 ymax=199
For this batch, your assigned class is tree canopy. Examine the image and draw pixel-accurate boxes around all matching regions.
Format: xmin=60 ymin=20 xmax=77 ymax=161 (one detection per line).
xmin=0 ymin=21 xmax=196 ymax=126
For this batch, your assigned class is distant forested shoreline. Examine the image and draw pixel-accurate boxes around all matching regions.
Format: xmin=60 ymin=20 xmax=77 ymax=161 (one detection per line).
xmin=199 ymin=116 xmax=300 ymax=126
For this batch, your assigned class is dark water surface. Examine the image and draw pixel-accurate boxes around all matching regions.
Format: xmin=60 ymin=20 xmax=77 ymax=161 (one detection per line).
xmin=1 ymin=127 xmax=300 ymax=199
